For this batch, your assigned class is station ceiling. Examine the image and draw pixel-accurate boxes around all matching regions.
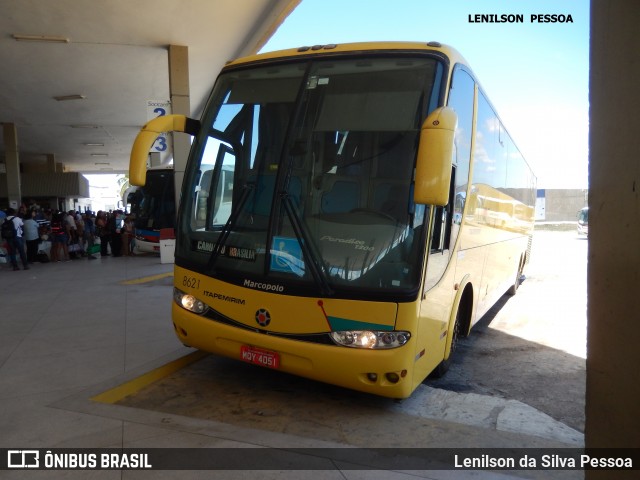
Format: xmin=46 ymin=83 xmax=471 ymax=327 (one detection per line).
xmin=0 ymin=0 xmax=299 ymax=175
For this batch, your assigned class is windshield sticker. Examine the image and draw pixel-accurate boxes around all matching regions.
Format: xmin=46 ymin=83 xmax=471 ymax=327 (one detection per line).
xmin=270 ymin=236 xmax=304 ymax=276
xmin=194 ymin=240 xmax=256 ymax=262
xmin=320 ymin=235 xmax=375 ymax=252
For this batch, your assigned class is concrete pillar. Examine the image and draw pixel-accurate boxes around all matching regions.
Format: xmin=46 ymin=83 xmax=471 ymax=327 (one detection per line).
xmin=168 ymin=44 xmax=190 ymax=210
xmin=587 ymin=0 xmax=640 ymax=472
xmin=46 ymin=154 xmax=55 ymax=172
xmin=45 ymin=153 xmax=63 ymax=173
xmin=2 ymin=123 xmax=22 ymax=208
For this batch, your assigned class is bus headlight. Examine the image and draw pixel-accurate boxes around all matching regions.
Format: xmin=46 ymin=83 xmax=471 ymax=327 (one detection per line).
xmin=330 ymin=330 xmax=411 ymax=349
xmin=173 ymin=288 xmax=208 ymax=314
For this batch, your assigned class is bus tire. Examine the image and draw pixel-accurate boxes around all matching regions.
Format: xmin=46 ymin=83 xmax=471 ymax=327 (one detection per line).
xmin=430 ymin=303 xmax=464 ymax=378
xmin=507 ymin=256 xmax=524 ymax=296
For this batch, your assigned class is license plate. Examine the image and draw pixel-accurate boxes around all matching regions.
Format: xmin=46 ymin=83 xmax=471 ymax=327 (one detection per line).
xmin=240 ymin=345 xmax=280 ymax=369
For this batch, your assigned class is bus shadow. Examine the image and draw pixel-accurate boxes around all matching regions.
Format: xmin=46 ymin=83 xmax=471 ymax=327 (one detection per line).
xmin=425 ymin=292 xmax=585 ymax=432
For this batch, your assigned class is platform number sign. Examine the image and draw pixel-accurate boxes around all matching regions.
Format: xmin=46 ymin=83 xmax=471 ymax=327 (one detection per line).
xmin=147 ymin=100 xmax=172 ymax=163
xmin=152 ymin=106 xmax=168 ymax=152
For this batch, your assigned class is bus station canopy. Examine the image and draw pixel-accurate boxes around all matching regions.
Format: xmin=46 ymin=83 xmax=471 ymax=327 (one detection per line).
xmin=0 ymin=0 xmax=299 ymax=174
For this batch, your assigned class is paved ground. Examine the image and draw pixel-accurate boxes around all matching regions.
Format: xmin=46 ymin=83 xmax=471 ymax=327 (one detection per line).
xmin=429 ymin=230 xmax=587 ymax=432
xmin=116 ymin=230 xmax=585 ymax=448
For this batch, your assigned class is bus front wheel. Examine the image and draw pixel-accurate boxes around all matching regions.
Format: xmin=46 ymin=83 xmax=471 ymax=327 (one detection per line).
xmin=430 ymin=304 xmax=463 ymax=378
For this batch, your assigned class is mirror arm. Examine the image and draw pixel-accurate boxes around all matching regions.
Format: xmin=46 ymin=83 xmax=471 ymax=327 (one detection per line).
xmin=129 ymin=114 xmax=200 ymax=186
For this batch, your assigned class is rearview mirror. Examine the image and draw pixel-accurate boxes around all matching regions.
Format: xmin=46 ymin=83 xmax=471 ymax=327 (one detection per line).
xmin=413 ymin=107 xmax=457 ymax=206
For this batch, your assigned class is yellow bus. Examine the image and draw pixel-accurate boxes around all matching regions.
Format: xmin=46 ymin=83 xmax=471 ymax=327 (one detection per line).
xmin=129 ymin=42 xmax=535 ymax=398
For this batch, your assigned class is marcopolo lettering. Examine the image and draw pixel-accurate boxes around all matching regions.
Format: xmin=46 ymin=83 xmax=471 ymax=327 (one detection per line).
xmin=243 ymin=279 xmax=285 ymax=292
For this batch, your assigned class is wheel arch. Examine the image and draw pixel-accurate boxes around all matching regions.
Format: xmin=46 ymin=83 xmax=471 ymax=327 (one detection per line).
xmin=443 ymin=276 xmax=474 ymax=360
xmin=457 ymin=282 xmax=474 ymax=338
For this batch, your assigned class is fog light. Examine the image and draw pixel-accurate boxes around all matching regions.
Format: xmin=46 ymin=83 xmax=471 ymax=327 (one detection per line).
xmin=385 ymin=372 xmax=400 ymax=384
xmin=367 ymin=373 xmax=378 ymax=382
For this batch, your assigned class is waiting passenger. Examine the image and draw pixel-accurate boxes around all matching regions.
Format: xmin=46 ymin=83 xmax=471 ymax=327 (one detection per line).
xmin=107 ymin=211 xmax=123 ymax=257
xmin=50 ymin=212 xmax=70 ymax=262
xmin=2 ymin=208 xmax=29 ymax=271
xmin=96 ymin=211 xmax=110 ymax=256
xmin=83 ymin=212 xmax=97 ymax=260
xmin=23 ymin=209 xmax=40 ymax=263
xmin=122 ymin=215 xmax=135 ymax=256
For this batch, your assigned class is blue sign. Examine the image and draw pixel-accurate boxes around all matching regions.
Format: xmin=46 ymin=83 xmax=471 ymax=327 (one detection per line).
xmin=270 ymin=236 xmax=304 ymax=276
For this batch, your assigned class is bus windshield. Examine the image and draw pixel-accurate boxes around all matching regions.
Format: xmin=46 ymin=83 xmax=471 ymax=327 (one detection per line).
xmin=179 ymin=56 xmax=444 ymax=298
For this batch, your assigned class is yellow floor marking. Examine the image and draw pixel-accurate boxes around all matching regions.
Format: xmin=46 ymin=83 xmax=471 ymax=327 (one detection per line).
xmin=91 ymin=350 xmax=208 ymax=404
xmin=120 ymin=271 xmax=173 ymax=285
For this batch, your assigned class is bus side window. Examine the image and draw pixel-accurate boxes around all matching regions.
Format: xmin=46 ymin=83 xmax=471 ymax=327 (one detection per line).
xmin=195 ymin=169 xmax=211 ymax=228
xmin=425 ymin=167 xmax=456 ymax=291
xmin=430 ymin=206 xmax=444 ymax=252
xmin=430 ymin=167 xmax=456 ymax=253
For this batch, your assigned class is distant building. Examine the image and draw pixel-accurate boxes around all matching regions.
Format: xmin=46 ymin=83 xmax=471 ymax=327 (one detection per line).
xmin=0 ymin=172 xmax=89 ymax=212
xmin=535 ymin=189 xmax=589 ymax=222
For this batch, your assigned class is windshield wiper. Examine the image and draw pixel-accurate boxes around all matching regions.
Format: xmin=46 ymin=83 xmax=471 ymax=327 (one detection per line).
xmin=207 ymin=183 xmax=254 ymax=271
xmin=280 ymin=193 xmax=334 ymax=296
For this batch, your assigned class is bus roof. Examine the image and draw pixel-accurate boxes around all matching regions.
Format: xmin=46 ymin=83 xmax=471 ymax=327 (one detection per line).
xmin=225 ymin=41 xmax=470 ymax=71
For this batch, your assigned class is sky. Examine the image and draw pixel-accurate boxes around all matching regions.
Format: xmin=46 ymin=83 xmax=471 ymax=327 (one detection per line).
xmin=261 ymin=0 xmax=590 ymax=189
